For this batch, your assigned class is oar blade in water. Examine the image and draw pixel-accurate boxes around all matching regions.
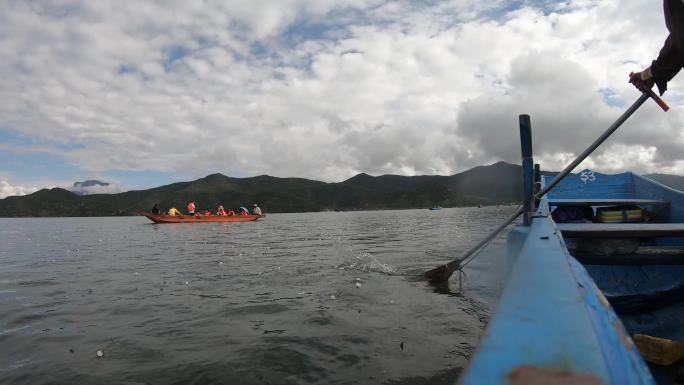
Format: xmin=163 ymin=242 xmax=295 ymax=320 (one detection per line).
xmin=424 ymin=264 xmax=452 ymax=282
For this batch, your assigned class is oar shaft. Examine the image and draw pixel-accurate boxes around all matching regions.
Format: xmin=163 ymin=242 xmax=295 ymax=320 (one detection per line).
xmin=449 ymin=206 xmax=524 ymax=270
xmin=426 ymin=92 xmax=659 ymax=282
xmin=536 ymin=93 xmax=650 ymax=199
xmin=646 ymin=89 xmax=670 ymax=111
xmin=459 ymin=94 xmax=649 ymax=269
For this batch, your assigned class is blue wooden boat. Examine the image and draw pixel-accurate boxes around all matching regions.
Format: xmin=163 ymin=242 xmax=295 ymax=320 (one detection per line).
xmin=458 ymin=112 xmax=684 ymax=385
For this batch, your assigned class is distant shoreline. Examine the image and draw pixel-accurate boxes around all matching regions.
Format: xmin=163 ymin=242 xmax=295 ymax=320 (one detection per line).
xmin=2 ymin=162 xmax=680 ymax=217
xmin=0 ymin=203 xmax=520 ymax=219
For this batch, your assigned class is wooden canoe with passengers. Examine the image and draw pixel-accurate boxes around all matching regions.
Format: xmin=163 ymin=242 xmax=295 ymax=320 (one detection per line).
xmin=140 ymin=212 xmax=264 ymax=223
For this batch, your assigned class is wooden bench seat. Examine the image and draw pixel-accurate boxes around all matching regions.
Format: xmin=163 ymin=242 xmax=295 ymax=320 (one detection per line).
xmin=573 ymin=246 xmax=684 ymax=265
xmin=557 ymin=223 xmax=684 ymax=238
xmin=548 ymin=198 xmax=669 ymax=206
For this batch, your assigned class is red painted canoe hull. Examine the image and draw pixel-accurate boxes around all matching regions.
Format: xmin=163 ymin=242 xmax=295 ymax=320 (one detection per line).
xmin=140 ymin=212 xmax=264 ymax=223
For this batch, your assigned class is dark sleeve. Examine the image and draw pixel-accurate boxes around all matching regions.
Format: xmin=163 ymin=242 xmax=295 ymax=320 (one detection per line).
xmin=650 ymin=0 xmax=684 ymax=95
xmin=651 ymin=35 xmax=683 ymax=95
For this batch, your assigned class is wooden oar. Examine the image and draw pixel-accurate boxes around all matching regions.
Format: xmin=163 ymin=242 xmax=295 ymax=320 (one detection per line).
xmin=646 ymin=89 xmax=670 ymax=111
xmin=425 ymin=206 xmax=523 ymax=281
xmin=425 ymin=91 xmax=667 ymax=282
xmin=629 ymin=72 xmax=670 ymax=112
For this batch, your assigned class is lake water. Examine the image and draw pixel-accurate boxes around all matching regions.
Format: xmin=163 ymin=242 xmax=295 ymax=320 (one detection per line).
xmin=0 ymin=207 xmax=517 ymax=385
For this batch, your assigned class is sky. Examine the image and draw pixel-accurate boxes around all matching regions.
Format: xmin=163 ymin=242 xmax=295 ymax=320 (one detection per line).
xmin=2 ymin=0 xmax=684 ymax=198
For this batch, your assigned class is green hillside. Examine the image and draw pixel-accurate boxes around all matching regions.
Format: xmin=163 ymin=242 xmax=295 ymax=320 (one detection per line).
xmin=0 ymin=162 xmax=526 ymax=217
xmin=645 ymin=173 xmax=684 ymax=191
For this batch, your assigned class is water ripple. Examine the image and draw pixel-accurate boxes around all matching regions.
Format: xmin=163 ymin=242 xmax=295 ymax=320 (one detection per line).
xmin=0 ymin=207 xmax=513 ymax=385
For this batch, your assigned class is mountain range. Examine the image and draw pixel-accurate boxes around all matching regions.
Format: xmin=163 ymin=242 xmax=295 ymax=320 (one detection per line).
xmin=1 ymin=161 xmax=684 ymax=217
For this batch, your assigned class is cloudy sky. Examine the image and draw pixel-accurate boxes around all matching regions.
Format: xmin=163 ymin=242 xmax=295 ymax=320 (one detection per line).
xmin=1 ymin=0 xmax=683 ymax=198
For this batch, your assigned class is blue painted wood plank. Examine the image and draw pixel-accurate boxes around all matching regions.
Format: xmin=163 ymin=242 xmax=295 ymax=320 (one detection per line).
xmin=635 ymin=174 xmax=684 ymax=224
xmin=546 ymin=171 xmax=635 ymax=200
xmin=557 ymin=223 xmax=684 ymax=237
xmin=549 ymin=198 xmax=668 ymax=206
xmin=459 ymin=215 xmax=655 ymax=385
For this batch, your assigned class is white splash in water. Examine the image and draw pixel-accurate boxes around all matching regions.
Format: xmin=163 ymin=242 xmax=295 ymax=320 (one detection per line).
xmin=341 ymin=253 xmax=395 ymax=275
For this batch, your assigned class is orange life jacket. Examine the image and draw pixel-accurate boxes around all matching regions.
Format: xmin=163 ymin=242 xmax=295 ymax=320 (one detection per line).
xmin=187 ymin=202 xmax=195 ymax=213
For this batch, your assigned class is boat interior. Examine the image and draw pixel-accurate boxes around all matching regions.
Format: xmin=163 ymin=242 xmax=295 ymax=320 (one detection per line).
xmin=544 ymin=171 xmax=684 ymax=384
xmin=458 ymin=112 xmax=682 ymax=385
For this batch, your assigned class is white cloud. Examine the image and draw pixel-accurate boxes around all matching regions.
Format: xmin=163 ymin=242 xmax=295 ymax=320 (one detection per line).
xmin=0 ymin=0 xmax=683 ymax=188
xmin=0 ymin=181 xmax=38 ymax=199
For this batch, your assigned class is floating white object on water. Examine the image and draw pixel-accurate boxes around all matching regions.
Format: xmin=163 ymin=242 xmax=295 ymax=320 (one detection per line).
xmin=133 ymin=272 xmax=139 ymax=276
xmin=218 ymin=261 xmax=224 ymax=266
xmin=96 ymin=350 xmax=104 ymax=357
xmin=390 ymin=300 xmax=395 ymax=304
xmin=185 ymin=281 xmax=189 ymax=285
xmin=330 ymin=295 xmax=336 ymax=300
xmin=355 ymin=282 xmax=362 ymax=288
xmin=355 ymin=277 xmax=361 ymax=282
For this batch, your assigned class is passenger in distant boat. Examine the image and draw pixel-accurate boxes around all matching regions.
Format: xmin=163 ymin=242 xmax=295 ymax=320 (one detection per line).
xmin=168 ymin=207 xmax=181 ymax=216
xmin=187 ymin=200 xmax=195 ymax=215
xmin=151 ymin=203 xmax=160 ymax=215
xmin=205 ymin=209 xmax=211 ymax=216
xmin=252 ymin=204 xmax=262 ymax=215
xmin=630 ymin=0 xmax=684 ymax=95
xmin=216 ymin=204 xmax=227 ymax=216
xmin=227 ymin=208 xmax=235 ymax=216
xmin=239 ymin=207 xmax=249 ymax=216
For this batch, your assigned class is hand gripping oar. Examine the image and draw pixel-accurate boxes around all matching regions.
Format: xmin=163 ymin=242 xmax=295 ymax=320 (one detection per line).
xmin=629 ymin=73 xmax=670 ymax=112
xmin=425 ymin=91 xmax=669 ymax=282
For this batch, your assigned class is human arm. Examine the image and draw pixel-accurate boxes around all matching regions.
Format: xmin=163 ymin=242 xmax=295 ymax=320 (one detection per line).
xmin=650 ymin=35 xmax=683 ymax=95
xmin=636 ymin=0 xmax=684 ymax=95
